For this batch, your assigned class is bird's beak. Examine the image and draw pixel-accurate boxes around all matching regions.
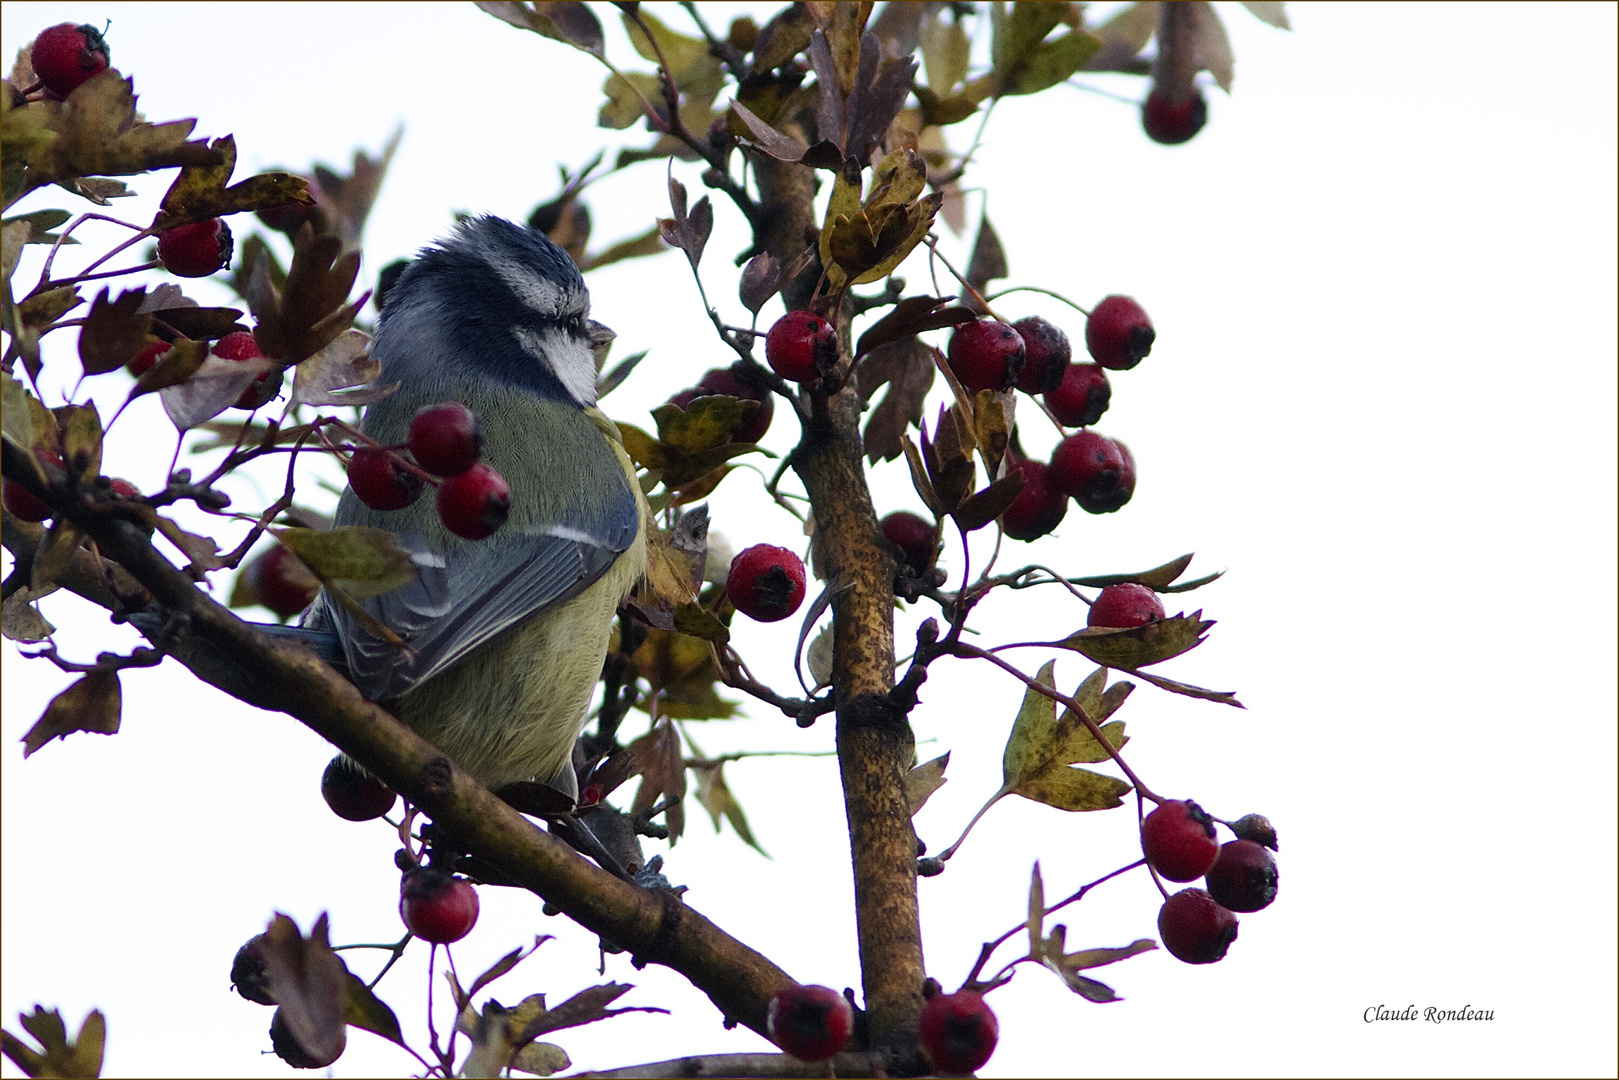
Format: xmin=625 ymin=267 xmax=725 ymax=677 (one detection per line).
xmin=587 ymin=320 xmax=616 ymax=373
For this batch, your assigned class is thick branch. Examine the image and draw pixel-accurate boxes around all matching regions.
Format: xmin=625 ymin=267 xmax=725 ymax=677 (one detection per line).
xmin=0 ymin=441 xmax=792 ymax=1039
xmin=753 ymin=137 xmax=925 ymax=1057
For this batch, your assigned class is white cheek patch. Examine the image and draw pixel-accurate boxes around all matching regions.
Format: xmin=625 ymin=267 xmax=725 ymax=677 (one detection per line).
xmin=512 ymin=326 xmax=598 ymax=408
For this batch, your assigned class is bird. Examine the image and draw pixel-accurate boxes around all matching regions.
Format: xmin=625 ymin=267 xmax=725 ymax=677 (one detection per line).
xmin=314 ymin=215 xmax=646 ymax=801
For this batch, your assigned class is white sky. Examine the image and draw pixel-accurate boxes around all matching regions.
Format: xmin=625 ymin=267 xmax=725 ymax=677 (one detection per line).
xmin=2 ymin=3 xmax=1615 ymax=1077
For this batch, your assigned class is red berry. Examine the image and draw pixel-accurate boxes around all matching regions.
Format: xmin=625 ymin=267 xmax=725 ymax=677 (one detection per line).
xmin=30 ymin=23 xmax=109 ymax=98
xmin=1000 ymin=458 xmax=1068 ymax=542
xmin=727 ymin=544 xmax=806 ymax=623
xmin=1141 ymin=799 xmax=1220 ymax=882
xmin=1011 ymin=316 xmax=1071 ymax=395
xmin=231 ymin=934 xmax=276 ymax=1006
xmin=347 ymin=447 xmax=425 ymax=511
xmin=917 ymin=990 xmax=998 ymax=1075
xmin=1044 ymin=363 xmax=1111 ymax=428
xmin=214 ymin=330 xmax=282 ymax=411
xmin=256 ymin=198 xmax=316 ymax=235
xmin=1142 ymin=87 xmax=1208 ymax=145
xmin=269 ymin=1006 xmax=345 ymax=1069
xmin=1205 ymin=839 xmax=1279 ymax=913
xmin=1049 ymin=431 xmax=1135 ymax=514
xmin=766 ymin=985 xmax=853 ymax=1063
xmin=320 ymin=755 xmax=397 ymax=822
xmin=128 ymin=338 xmax=170 ymax=377
xmin=1157 ymin=887 xmax=1238 ymax=964
xmin=251 ymin=544 xmax=321 ymax=620
xmin=3 ymin=447 xmax=62 ymax=522
xmin=696 ymin=364 xmax=775 ymax=442
xmin=1087 ymin=582 xmax=1164 ymax=628
xmin=765 ymin=310 xmax=836 ymax=383
xmin=880 ymin=511 xmax=935 ymax=576
xmin=1085 ymin=295 xmax=1155 ymax=371
xmin=947 ymin=318 xmax=1025 ymax=394
xmin=106 ymin=477 xmax=141 ymax=500
xmin=157 ymin=218 xmax=234 ymax=278
xmin=409 ymin=402 xmax=483 ymax=477
xmin=436 ymin=463 xmax=510 ymax=540
xmin=399 ymin=869 xmax=480 ymax=944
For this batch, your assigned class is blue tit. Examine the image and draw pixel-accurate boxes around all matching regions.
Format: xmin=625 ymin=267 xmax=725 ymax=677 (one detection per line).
xmin=318 ymin=216 xmax=646 ymax=799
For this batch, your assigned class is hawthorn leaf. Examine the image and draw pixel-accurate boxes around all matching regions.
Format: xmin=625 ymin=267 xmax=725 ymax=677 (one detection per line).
xmin=262 ymin=913 xmax=347 ymax=1068
xmin=1241 ymin=1 xmax=1292 ymax=30
xmin=457 ymin=995 xmax=572 ymax=1077
xmin=31 ymin=520 xmax=84 ymax=591
xmin=695 ymin=762 xmax=768 ymax=855
xmin=289 ymin=329 xmax=390 ymax=408
xmin=274 ymin=526 xmax=416 ymax=598
xmin=130 ymin=337 xmax=209 ymax=399
xmin=155 ymin=135 xmax=313 ymax=229
xmin=1002 ymin=661 xmax=1131 ymax=811
xmin=854 ymin=295 xmax=974 ymax=360
xmin=901 ymin=433 xmax=947 ymax=517
xmin=628 ymin=720 xmax=686 ymax=842
xmin=906 ymin=752 xmax=950 ymax=816
xmin=1 ymin=588 xmax=55 ymax=642
xmin=1027 ymin=862 xmax=1046 ymax=957
xmin=1188 ymin=1 xmax=1235 ymax=92
xmin=1015 ymin=765 xmax=1131 ymax=812
xmin=728 ymin=100 xmax=811 ymax=162
xmin=860 ymin=336 xmax=934 ymax=462
xmin=920 ymin=8 xmax=972 ymax=92
xmin=20 ymin=668 xmax=120 ymax=757
xmin=342 ymin=973 xmax=405 ymax=1047
xmin=953 ymin=469 xmax=1023 ymax=532
xmin=1124 ymin=667 xmax=1244 ymax=708
xmin=753 ymin=3 xmax=816 ymax=71
xmin=1056 ymin=613 xmax=1213 ymax=669
xmin=77 ymin=287 xmax=151 ymax=375
xmin=477 ymin=1 xmax=604 ymax=57
xmin=738 ymin=252 xmax=783 ymax=316
xmin=0 ymin=1006 xmax=104 ymax=1079
xmin=518 ymin=983 xmax=668 ymax=1040
xmin=157 ymin=351 xmax=271 ymax=431
xmin=1 ymin=209 xmax=75 ymax=244
xmin=1008 ymin=32 xmax=1103 ymax=96
xmin=1087 ymin=2 xmax=1160 ymax=72
xmin=1073 ymin=552 xmax=1195 ymax=589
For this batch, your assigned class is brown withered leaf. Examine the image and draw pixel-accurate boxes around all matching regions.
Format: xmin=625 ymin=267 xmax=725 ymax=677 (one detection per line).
xmin=341 ymin=973 xmax=405 ymax=1048
xmin=77 ymin=287 xmax=152 ymax=375
xmin=1124 ymin=667 xmax=1243 ymax=708
xmin=694 ymin=762 xmax=767 ymax=855
xmin=966 ymin=213 xmax=1008 ymax=301
xmin=738 ymin=251 xmax=783 ymax=316
xmin=262 ymin=913 xmax=347 ymax=1068
xmin=659 ymin=175 xmax=712 ymax=274
xmin=2 ymin=589 xmax=56 ymax=642
xmin=477 ymin=1 xmax=606 ymax=58
xmin=1073 ymin=553 xmax=1197 ymax=590
xmin=130 ymin=337 xmax=208 ymax=400
xmin=289 ymin=330 xmax=390 ymax=408
xmin=752 ymin=2 xmax=816 ymax=71
xmin=20 ymin=668 xmax=120 ymax=757
xmin=311 ymin=129 xmax=401 ymax=254
xmin=628 ymin=719 xmax=687 ymax=842
xmin=901 ymin=433 xmax=946 ymax=517
xmin=156 ymin=350 xmax=270 ymax=431
xmin=854 ymin=295 xmax=975 ymax=360
xmin=862 ymin=336 xmax=934 ymax=463
xmin=252 ymin=226 xmax=364 ymax=365
xmin=728 ymin=100 xmax=812 ymax=163
xmin=0 ymin=1006 xmax=105 ymax=1079
xmin=906 ymin=751 xmax=950 ymax=816
xmin=953 ymin=469 xmax=1024 ymax=532
xmin=2 ymin=209 xmax=75 ymax=245
xmin=155 ymin=135 xmax=313 ymax=230
xmin=518 ymin=983 xmax=667 ymax=1041
xmin=457 ymin=996 xmax=571 ymax=1077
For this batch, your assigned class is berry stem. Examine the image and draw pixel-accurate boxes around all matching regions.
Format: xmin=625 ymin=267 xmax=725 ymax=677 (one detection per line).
xmin=981 ymin=284 xmax=1093 ymax=318
xmin=964 ymin=858 xmax=1145 ymax=985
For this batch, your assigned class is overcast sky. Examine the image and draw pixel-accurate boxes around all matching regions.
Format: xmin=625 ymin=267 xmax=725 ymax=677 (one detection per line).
xmin=2 ymin=3 xmax=1616 ymax=1078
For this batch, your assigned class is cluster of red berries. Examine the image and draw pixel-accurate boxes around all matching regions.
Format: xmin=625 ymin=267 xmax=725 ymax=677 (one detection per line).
xmin=766 ymin=982 xmax=998 ymax=1073
xmin=1 ymin=446 xmax=140 ymax=524
xmin=348 ymin=402 xmax=511 ymax=541
xmin=1141 ymin=800 xmax=1279 ymax=964
xmin=943 ymin=296 xmax=1154 ymax=542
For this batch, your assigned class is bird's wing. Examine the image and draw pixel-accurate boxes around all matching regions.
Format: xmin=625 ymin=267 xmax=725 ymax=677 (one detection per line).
xmin=324 ymin=481 xmax=640 ymax=703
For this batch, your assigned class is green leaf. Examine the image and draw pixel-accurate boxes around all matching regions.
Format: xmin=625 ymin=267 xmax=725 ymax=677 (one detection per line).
xmin=1007 ymin=32 xmax=1103 ymax=95
xmin=1055 ymin=613 xmax=1214 ymax=668
xmin=1074 ymin=553 xmax=1196 ymax=589
xmin=695 ymin=762 xmax=768 ymax=856
xmin=273 ymin=526 xmax=416 ymax=597
xmin=1 ymin=209 xmax=76 ymax=244
xmin=343 ymin=973 xmax=405 ymax=1046
xmin=1 ymin=1006 xmax=105 ymax=1079
xmin=1125 ymin=667 xmax=1244 ymax=708
xmin=1013 ymin=764 xmax=1131 ymax=812
xmin=1027 ymin=862 xmax=1046 ymax=958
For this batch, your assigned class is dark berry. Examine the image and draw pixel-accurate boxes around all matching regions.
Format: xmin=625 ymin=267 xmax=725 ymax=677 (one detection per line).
xmin=1044 ymin=363 xmax=1111 ymax=428
xmin=157 ymin=218 xmax=234 ymax=278
xmin=214 ymin=330 xmax=281 ymax=411
xmin=251 ymin=544 xmax=320 ymax=620
xmin=1088 ymin=583 xmax=1164 ymax=628
xmin=256 ymin=194 xmax=317 ymax=236
xmin=1011 ymin=316 xmax=1071 ymax=395
xmin=917 ymin=990 xmax=998 ymax=1075
xmin=128 ymin=338 xmax=170 ymax=377
xmin=1085 ymin=295 xmax=1155 ymax=371
xmin=231 ymin=934 xmax=277 ymax=1006
xmin=947 ymin=318 xmax=1025 ymax=394
xmin=1049 ymin=431 xmax=1136 ymax=514
xmin=696 ymin=364 xmax=775 ymax=442
xmin=727 ymin=544 xmax=806 ymax=622
xmin=880 ymin=511 xmax=936 ymax=576
xmin=2 ymin=448 xmax=62 ymax=522
xmin=1232 ymin=813 xmax=1279 ymax=851
xmin=1141 ymin=799 xmax=1219 ymax=882
xmin=1157 ymin=887 xmax=1238 ymax=964
xmin=766 ymin=985 xmax=853 ymax=1063
xmin=408 ymin=402 xmax=483 ymax=477
xmin=765 ymin=310 xmax=836 ymax=383
xmin=1000 ymin=458 xmax=1068 ymax=542
xmin=436 ymin=463 xmax=510 ymax=540
xmin=399 ymin=869 xmax=480 ymax=944
xmin=347 ymin=447 xmax=425 ymax=511
xmin=269 ymin=1007 xmax=345 ymax=1069
xmin=1142 ymin=87 xmax=1208 ymax=145
xmin=320 ymin=756 xmax=397 ymax=822
xmin=106 ymin=477 xmax=141 ymax=500
xmin=30 ymin=23 xmax=109 ymax=98
xmin=1205 ymin=839 xmax=1278 ymax=913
